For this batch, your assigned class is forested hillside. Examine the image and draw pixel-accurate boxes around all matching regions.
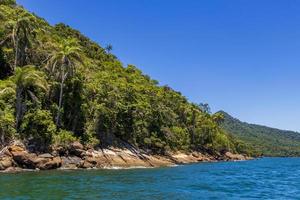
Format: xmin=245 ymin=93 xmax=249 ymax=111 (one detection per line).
xmin=220 ymin=111 xmax=300 ymax=156
xmin=0 ymin=0 xmax=249 ymax=156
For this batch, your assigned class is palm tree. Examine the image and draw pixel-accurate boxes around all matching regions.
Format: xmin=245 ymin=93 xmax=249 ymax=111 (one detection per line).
xmin=14 ymin=65 xmax=48 ymax=130
xmin=1 ymin=10 xmax=36 ymax=69
xmin=46 ymin=38 xmax=82 ymax=127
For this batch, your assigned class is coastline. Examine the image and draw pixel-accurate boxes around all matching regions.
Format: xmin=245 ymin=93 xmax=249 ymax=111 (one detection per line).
xmin=0 ymin=142 xmax=252 ymax=173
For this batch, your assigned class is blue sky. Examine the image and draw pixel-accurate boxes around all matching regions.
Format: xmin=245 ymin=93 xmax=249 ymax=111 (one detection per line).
xmin=17 ymin=0 xmax=300 ymax=132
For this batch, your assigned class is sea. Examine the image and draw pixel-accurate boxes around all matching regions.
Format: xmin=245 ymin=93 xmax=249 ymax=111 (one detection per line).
xmin=0 ymin=158 xmax=299 ymax=199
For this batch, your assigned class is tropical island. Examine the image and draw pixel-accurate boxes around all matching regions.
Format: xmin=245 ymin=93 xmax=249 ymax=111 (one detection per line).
xmin=0 ymin=0 xmax=299 ymax=172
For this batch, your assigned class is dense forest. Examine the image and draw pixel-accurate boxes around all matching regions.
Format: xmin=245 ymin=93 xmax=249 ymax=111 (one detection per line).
xmin=0 ymin=0 xmax=253 ymax=156
xmin=220 ymin=111 xmax=300 ymax=157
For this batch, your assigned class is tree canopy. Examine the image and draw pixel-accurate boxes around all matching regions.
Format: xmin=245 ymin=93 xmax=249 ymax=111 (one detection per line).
xmin=0 ymin=2 xmax=252 ymax=155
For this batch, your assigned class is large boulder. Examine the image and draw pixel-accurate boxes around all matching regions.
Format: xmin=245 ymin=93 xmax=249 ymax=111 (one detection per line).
xmin=37 ymin=157 xmax=62 ymax=170
xmin=0 ymin=147 xmax=12 ymax=157
xmin=69 ymin=142 xmax=85 ymax=157
xmin=70 ymin=142 xmax=84 ymax=150
xmin=225 ymin=152 xmax=246 ymax=161
xmin=5 ymin=144 xmax=62 ymax=170
xmin=12 ymin=151 xmax=38 ymax=169
xmin=3 ymin=167 xmax=23 ymax=173
xmin=8 ymin=145 xmax=40 ymax=169
xmin=0 ymin=156 xmax=13 ymax=170
xmin=81 ymin=156 xmax=105 ymax=169
xmin=61 ymin=156 xmax=82 ymax=169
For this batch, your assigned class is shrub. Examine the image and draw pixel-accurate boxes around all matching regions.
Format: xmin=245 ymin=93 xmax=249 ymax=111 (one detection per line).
xmin=52 ymin=129 xmax=77 ymax=148
xmin=0 ymin=108 xmax=16 ymax=146
xmin=20 ymin=109 xmax=56 ymax=151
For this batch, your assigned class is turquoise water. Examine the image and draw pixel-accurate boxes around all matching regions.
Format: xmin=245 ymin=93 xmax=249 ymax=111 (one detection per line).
xmin=0 ymin=158 xmax=300 ymax=199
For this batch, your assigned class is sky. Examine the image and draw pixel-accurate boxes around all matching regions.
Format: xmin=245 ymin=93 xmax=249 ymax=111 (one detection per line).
xmin=17 ymin=0 xmax=300 ymax=132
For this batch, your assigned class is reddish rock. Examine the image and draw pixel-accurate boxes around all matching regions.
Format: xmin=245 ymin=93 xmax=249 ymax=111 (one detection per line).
xmin=71 ymin=142 xmax=84 ymax=150
xmin=8 ymin=145 xmax=25 ymax=154
xmin=0 ymin=147 xmax=12 ymax=157
xmin=69 ymin=142 xmax=85 ymax=157
xmin=38 ymin=157 xmax=62 ymax=170
xmin=3 ymin=167 xmax=23 ymax=173
xmin=225 ymin=152 xmax=246 ymax=161
xmin=12 ymin=151 xmax=38 ymax=169
xmin=0 ymin=157 xmax=13 ymax=170
xmin=82 ymin=156 xmax=100 ymax=168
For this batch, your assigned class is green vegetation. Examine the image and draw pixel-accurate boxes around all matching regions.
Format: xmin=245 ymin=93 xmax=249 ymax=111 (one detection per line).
xmin=0 ymin=1 xmax=249 ymax=155
xmin=220 ymin=111 xmax=300 ymax=157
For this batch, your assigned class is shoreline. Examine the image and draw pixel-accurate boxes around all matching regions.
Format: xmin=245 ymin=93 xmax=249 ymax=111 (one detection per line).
xmin=0 ymin=142 xmax=252 ymax=173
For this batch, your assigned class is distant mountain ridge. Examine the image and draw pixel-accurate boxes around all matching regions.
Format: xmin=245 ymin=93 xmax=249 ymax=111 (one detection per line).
xmin=219 ymin=111 xmax=300 ymax=156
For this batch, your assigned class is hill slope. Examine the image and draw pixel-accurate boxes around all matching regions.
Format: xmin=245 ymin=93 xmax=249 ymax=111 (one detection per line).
xmin=0 ymin=1 xmax=249 ymax=157
xmin=220 ymin=111 xmax=300 ymax=156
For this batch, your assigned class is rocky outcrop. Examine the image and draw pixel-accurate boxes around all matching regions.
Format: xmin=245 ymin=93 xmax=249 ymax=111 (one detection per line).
xmin=61 ymin=156 xmax=82 ymax=169
xmin=36 ymin=156 xmax=62 ymax=170
xmin=1 ymin=144 xmax=62 ymax=171
xmin=224 ymin=152 xmax=248 ymax=161
xmin=0 ymin=147 xmax=14 ymax=170
xmin=12 ymin=151 xmax=37 ymax=169
xmin=0 ymin=156 xmax=13 ymax=170
xmin=0 ymin=142 xmax=252 ymax=173
xmin=69 ymin=142 xmax=85 ymax=157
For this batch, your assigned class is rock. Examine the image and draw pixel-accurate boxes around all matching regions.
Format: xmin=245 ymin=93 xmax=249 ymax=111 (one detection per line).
xmin=12 ymin=151 xmax=38 ymax=169
xmin=7 ymin=145 xmax=56 ymax=170
xmin=82 ymin=156 xmax=101 ymax=168
xmin=69 ymin=142 xmax=85 ymax=157
xmin=3 ymin=167 xmax=23 ymax=173
xmin=71 ymin=149 xmax=85 ymax=157
xmin=192 ymin=152 xmax=199 ymax=158
xmin=8 ymin=145 xmax=25 ymax=154
xmin=0 ymin=157 xmax=13 ymax=170
xmin=61 ymin=156 xmax=82 ymax=169
xmin=33 ymin=157 xmax=49 ymax=167
xmin=71 ymin=142 xmax=84 ymax=150
xmin=36 ymin=157 xmax=62 ymax=170
xmin=51 ymin=150 xmax=59 ymax=157
xmin=38 ymin=153 xmax=54 ymax=159
xmin=85 ymin=150 xmax=94 ymax=157
xmin=225 ymin=152 xmax=246 ymax=161
xmin=0 ymin=147 xmax=12 ymax=157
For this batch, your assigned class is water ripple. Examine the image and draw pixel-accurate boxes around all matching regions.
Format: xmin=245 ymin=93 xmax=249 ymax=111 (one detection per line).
xmin=1 ymin=158 xmax=300 ymax=199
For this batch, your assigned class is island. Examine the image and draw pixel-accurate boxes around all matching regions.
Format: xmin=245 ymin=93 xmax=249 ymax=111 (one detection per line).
xmin=0 ymin=0 xmax=262 ymax=172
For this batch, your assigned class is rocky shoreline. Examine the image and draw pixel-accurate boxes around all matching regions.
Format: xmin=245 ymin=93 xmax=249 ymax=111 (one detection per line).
xmin=0 ymin=142 xmax=252 ymax=173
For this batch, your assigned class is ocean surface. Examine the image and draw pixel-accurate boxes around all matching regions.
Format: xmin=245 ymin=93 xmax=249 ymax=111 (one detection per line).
xmin=0 ymin=158 xmax=300 ymax=199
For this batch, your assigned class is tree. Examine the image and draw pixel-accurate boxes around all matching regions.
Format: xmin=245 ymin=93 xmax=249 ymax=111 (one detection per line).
xmin=105 ymin=44 xmax=113 ymax=53
xmin=190 ymin=104 xmax=198 ymax=145
xmin=0 ymin=79 xmax=16 ymax=146
xmin=46 ymin=38 xmax=82 ymax=127
xmin=20 ymin=109 xmax=56 ymax=152
xmin=14 ymin=65 xmax=48 ymax=130
xmin=0 ymin=108 xmax=15 ymax=146
xmin=0 ymin=0 xmax=16 ymax=6
xmin=2 ymin=10 xmax=36 ymax=69
xmin=212 ymin=112 xmax=225 ymax=125
xmin=199 ymin=103 xmax=211 ymax=114
xmin=0 ymin=47 xmax=12 ymax=79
